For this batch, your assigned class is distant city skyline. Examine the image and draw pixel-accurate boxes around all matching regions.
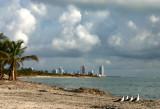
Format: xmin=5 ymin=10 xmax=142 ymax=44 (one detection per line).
xmin=52 ymin=65 xmax=106 ymax=75
xmin=1 ymin=0 xmax=160 ymax=77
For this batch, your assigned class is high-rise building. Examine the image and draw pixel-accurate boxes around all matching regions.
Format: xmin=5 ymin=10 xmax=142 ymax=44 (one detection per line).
xmin=91 ymin=70 xmax=93 ymax=74
xmin=99 ymin=65 xmax=104 ymax=76
xmin=80 ymin=66 xmax=85 ymax=74
xmin=52 ymin=69 xmax=58 ymax=74
xmin=59 ymin=67 xmax=63 ymax=74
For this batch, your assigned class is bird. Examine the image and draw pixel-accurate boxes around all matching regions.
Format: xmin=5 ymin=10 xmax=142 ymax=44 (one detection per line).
xmin=124 ymin=95 xmax=129 ymax=101
xmin=132 ymin=94 xmax=140 ymax=102
xmin=114 ymin=96 xmax=124 ymax=102
xmin=125 ymin=96 xmax=134 ymax=101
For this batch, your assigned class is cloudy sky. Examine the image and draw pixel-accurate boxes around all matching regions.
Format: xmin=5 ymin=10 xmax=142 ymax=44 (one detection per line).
xmin=1 ymin=0 xmax=160 ymax=77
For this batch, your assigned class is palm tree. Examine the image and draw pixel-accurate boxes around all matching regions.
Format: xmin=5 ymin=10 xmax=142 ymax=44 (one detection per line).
xmin=0 ymin=51 xmax=10 ymax=79
xmin=0 ymin=33 xmax=9 ymax=79
xmin=6 ymin=40 xmax=39 ymax=80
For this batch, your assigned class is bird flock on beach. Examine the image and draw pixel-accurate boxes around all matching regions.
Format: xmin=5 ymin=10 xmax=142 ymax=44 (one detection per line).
xmin=114 ymin=94 xmax=140 ymax=102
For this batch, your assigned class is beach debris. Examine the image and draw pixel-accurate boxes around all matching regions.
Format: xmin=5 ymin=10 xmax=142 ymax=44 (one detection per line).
xmin=68 ymin=87 xmax=106 ymax=95
xmin=8 ymin=87 xmax=12 ymax=90
xmin=38 ymin=90 xmax=48 ymax=92
xmin=2 ymin=74 xmax=9 ymax=80
xmin=114 ymin=96 xmax=124 ymax=102
xmin=91 ymin=105 xmax=116 ymax=109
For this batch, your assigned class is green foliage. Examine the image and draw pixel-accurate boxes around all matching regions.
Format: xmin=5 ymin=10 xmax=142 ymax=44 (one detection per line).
xmin=0 ymin=33 xmax=39 ymax=80
xmin=17 ymin=68 xmax=52 ymax=76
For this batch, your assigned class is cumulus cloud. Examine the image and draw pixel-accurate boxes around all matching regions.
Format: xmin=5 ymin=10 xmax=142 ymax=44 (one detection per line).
xmin=9 ymin=8 xmax=37 ymax=45
xmin=130 ymin=31 xmax=151 ymax=51
xmin=30 ymin=2 xmax=47 ymax=16
xmin=52 ymin=5 xmax=100 ymax=52
xmin=84 ymin=10 xmax=110 ymax=21
xmin=95 ymin=59 xmax=111 ymax=65
xmin=150 ymin=15 xmax=160 ymax=23
xmin=96 ymin=10 xmax=110 ymax=19
xmin=59 ymin=5 xmax=81 ymax=25
xmin=128 ymin=21 xmax=137 ymax=30
xmin=95 ymin=59 xmax=112 ymax=65
xmin=105 ymin=60 xmax=111 ymax=65
xmin=108 ymin=34 xmax=123 ymax=48
xmin=133 ymin=31 xmax=160 ymax=48
xmin=15 ymin=31 xmax=28 ymax=44
xmin=0 ymin=0 xmax=46 ymax=46
xmin=107 ymin=28 xmax=160 ymax=59
xmin=16 ymin=8 xmax=36 ymax=32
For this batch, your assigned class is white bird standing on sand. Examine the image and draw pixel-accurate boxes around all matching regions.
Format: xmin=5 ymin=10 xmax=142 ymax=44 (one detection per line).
xmin=114 ymin=96 xmax=125 ymax=102
xmin=129 ymin=96 xmax=134 ymax=101
xmin=120 ymin=96 xmax=125 ymax=102
xmin=124 ymin=95 xmax=129 ymax=101
xmin=132 ymin=94 xmax=140 ymax=102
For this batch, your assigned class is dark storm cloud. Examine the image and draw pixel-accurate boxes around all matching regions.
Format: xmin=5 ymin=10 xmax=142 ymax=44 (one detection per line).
xmin=26 ymin=46 xmax=83 ymax=58
xmin=31 ymin=0 xmax=160 ymax=11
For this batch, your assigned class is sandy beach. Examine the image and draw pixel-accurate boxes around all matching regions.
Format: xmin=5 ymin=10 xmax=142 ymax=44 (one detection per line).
xmin=0 ymin=80 xmax=160 ymax=109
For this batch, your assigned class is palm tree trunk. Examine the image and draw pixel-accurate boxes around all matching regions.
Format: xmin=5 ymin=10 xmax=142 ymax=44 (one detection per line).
xmin=0 ymin=64 xmax=3 ymax=79
xmin=9 ymin=60 xmax=16 ymax=80
xmin=0 ymin=61 xmax=6 ymax=79
xmin=12 ymin=69 xmax=15 ymax=80
xmin=14 ymin=68 xmax=17 ymax=80
xmin=8 ymin=70 xmax=12 ymax=80
xmin=9 ymin=67 xmax=14 ymax=80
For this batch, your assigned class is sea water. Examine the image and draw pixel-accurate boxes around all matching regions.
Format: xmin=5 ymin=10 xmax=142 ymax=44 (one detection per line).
xmin=20 ymin=77 xmax=160 ymax=100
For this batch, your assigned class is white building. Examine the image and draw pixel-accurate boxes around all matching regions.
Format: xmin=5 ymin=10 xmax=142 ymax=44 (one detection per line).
xmin=91 ymin=70 xmax=93 ymax=74
xmin=80 ymin=66 xmax=85 ymax=74
xmin=99 ymin=65 xmax=104 ymax=76
xmin=52 ymin=69 xmax=58 ymax=74
xmin=59 ymin=67 xmax=63 ymax=74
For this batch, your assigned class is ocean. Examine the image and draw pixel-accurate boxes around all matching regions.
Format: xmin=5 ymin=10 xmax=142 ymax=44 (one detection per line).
xmin=20 ymin=77 xmax=160 ymax=100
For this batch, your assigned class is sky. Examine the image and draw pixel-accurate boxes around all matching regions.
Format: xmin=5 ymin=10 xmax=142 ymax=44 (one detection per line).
xmin=1 ymin=0 xmax=160 ymax=77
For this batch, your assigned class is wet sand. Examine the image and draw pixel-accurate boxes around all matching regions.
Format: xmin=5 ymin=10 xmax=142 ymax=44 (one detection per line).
xmin=0 ymin=80 xmax=160 ymax=109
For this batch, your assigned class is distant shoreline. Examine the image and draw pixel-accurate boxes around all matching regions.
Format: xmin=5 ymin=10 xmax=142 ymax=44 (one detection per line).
xmin=17 ymin=75 xmax=122 ymax=79
xmin=18 ymin=75 xmax=107 ymax=78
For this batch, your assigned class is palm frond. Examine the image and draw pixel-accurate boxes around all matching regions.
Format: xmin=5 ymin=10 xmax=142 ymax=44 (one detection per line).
xmin=18 ymin=47 xmax=27 ymax=56
xmin=0 ymin=51 xmax=10 ymax=59
xmin=19 ymin=55 xmax=39 ymax=62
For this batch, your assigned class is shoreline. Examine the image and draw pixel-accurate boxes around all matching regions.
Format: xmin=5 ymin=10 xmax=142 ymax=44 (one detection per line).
xmin=0 ymin=80 xmax=160 ymax=109
xmin=18 ymin=77 xmax=160 ymax=101
xmin=18 ymin=75 xmax=106 ymax=78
